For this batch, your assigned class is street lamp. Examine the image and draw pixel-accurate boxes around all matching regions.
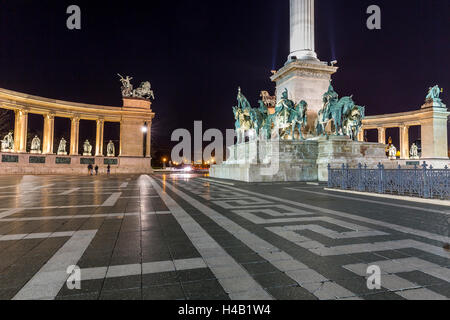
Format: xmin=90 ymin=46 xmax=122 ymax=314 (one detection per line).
xmin=141 ymin=126 xmax=148 ymax=133
xmin=162 ymin=157 xmax=167 ymax=169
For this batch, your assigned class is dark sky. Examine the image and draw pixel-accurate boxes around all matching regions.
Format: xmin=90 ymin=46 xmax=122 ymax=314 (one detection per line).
xmin=0 ymin=0 xmax=449 ymax=154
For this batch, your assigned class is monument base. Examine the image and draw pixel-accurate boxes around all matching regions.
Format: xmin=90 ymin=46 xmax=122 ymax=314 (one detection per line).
xmin=211 ymin=140 xmax=318 ymax=183
xmin=0 ymin=153 xmax=153 ymax=175
xmin=210 ymin=137 xmax=388 ymax=183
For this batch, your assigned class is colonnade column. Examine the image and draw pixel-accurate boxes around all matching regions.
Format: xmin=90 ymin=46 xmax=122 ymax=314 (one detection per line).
xmin=95 ymin=118 xmax=105 ymax=156
xmin=145 ymin=121 xmax=152 ymax=158
xmin=400 ymin=125 xmax=409 ymax=159
xmin=42 ymin=113 xmax=55 ymax=154
xmin=14 ymin=109 xmax=28 ymax=153
xmin=378 ymin=127 xmax=386 ymax=144
xmin=357 ymin=128 xmax=364 ymax=142
xmin=70 ymin=115 xmax=80 ymax=155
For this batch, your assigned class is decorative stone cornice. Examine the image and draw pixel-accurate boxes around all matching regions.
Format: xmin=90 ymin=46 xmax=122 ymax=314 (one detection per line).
xmin=271 ymin=60 xmax=338 ymax=82
xmin=0 ymin=87 xmax=155 ymax=122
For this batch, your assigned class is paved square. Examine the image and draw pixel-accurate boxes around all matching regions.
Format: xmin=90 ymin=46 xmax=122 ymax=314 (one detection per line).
xmin=0 ymin=174 xmax=448 ymax=300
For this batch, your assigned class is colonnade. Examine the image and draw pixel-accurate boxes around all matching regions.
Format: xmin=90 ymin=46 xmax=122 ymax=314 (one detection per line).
xmin=0 ymin=88 xmax=155 ymax=158
xmin=359 ymin=101 xmax=449 ymax=160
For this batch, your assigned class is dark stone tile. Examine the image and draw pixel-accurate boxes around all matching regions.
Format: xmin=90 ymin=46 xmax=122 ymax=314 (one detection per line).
xmin=58 ymin=279 xmax=104 ymax=296
xmin=253 ymin=272 xmax=297 ymax=289
xmin=100 ymin=288 xmax=142 ymax=300
xmin=109 ymin=254 xmax=141 ymax=265
xmin=182 ymin=280 xmax=226 ymax=298
xmin=362 ymin=291 xmax=405 ymax=300
xmin=268 ymin=285 xmax=318 ymax=300
xmin=142 ymin=272 xmax=180 ymax=287
xmin=398 ymin=271 xmax=447 ymax=287
xmin=103 ymin=275 xmax=141 ymax=291
xmin=178 ymin=269 xmax=216 ymax=283
xmin=55 ymin=292 xmax=100 ymax=300
xmin=0 ymin=287 xmax=19 ymax=300
xmin=142 ymin=284 xmax=185 ymax=300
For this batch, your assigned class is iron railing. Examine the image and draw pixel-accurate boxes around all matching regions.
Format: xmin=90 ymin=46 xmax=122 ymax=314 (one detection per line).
xmin=328 ymin=162 xmax=449 ymax=200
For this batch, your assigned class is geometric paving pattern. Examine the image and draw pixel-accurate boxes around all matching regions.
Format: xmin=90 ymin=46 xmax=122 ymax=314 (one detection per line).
xmin=0 ymin=174 xmax=448 ymax=300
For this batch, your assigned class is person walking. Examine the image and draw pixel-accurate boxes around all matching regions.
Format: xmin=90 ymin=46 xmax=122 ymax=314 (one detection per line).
xmin=87 ymin=164 xmax=93 ymax=175
xmin=107 ymin=164 xmax=111 ymax=175
xmin=94 ymin=165 xmax=99 ymax=175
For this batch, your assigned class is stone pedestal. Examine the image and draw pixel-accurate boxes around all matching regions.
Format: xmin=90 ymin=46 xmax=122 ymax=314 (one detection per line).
xmin=120 ymin=98 xmax=153 ymax=157
xmin=210 ymin=140 xmax=318 ymax=183
xmin=0 ymin=153 xmax=153 ymax=175
xmin=270 ymin=61 xmax=337 ymax=134
xmin=420 ymin=102 xmax=449 ymax=159
xmin=316 ymin=136 xmax=387 ymax=181
xmin=211 ymin=137 xmax=388 ymax=183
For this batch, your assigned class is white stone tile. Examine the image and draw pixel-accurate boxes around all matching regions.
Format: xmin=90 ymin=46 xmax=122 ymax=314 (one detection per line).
xmin=82 ymin=267 xmax=108 ymax=280
xmin=174 ymin=258 xmax=206 ymax=271
xmin=302 ymin=281 xmax=356 ymax=300
xmin=106 ymin=264 xmax=141 ymax=278
xmin=396 ymin=288 xmax=448 ymax=300
xmin=286 ymin=269 xmax=328 ymax=284
xmin=142 ymin=260 xmax=175 ymax=274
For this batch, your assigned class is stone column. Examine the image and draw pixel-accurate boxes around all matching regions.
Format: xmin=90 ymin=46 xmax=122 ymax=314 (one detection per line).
xmin=70 ymin=115 xmax=80 ymax=155
xmin=42 ymin=113 xmax=55 ymax=154
xmin=95 ymin=118 xmax=105 ymax=156
xmin=145 ymin=121 xmax=152 ymax=158
xmin=289 ymin=0 xmax=318 ymax=61
xmin=378 ymin=127 xmax=386 ymax=144
xmin=357 ymin=129 xmax=364 ymax=142
xmin=400 ymin=125 xmax=409 ymax=159
xmin=14 ymin=109 xmax=28 ymax=153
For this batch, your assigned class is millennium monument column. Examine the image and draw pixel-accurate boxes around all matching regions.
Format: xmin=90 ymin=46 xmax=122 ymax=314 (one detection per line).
xmin=289 ymin=0 xmax=317 ymax=61
xmin=271 ymin=0 xmax=337 ymax=133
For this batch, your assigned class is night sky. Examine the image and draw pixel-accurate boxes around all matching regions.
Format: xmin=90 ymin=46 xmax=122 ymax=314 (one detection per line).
xmin=0 ymin=0 xmax=449 ymax=159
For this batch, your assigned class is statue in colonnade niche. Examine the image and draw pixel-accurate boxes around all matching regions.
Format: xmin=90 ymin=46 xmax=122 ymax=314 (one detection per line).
xmin=83 ymin=140 xmax=93 ymax=156
xmin=107 ymin=140 xmax=115 ymax=157
xmin=1 ymin=131 xmax=14 ymax=152
xmin=30 ymin=135 xmax=41 ymax=154
xmin=388 ymin=144 xmax=397 ymax=160
xmin=57 ymin=138 xmax=67 ymax=155
xmin=410 ymin=143 xmax=419 ymax=160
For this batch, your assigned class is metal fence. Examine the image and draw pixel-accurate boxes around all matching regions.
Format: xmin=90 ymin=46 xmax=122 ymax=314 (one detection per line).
xmin=328 ymin=162 xmax=450 ymax=200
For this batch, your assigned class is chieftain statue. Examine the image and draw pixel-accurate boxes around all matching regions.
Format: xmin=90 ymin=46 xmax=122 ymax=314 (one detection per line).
xmin=83 ymin=140 xmax=93 ymax=156
xmin=316 ymin=82 xmax=365 ymax=140
xmin=30 ymin=135 xmax=41 ymax=154
xmin=231 ymin=81 xmax=365 ymax=143
xmin=57 ymin=138 xmax=67 ymax=155
xmin=388 ymin=144 xmax=397 ymax=160
xmin=410 ymin=143 xmax=419 ymax=160
xmin=118 ymin=74 xmax=155 ymax=100
xmin=107 ymin=140 xmax=115 ymax=157
xmin=1 ymin=131 xmax=14 ymax=152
